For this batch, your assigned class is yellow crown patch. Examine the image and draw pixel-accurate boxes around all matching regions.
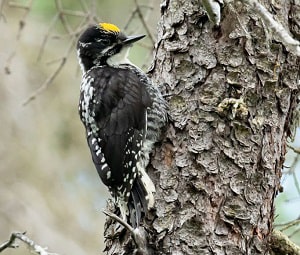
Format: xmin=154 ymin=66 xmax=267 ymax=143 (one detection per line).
xmin=99 ymin=23 xmax=120 ymax=33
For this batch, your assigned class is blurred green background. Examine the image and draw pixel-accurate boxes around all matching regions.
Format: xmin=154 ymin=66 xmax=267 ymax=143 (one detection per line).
xmin=0 ymin=1 xmax=299 ymax=254
xmin=274 ymin=130 xmax=300 ymax=245
xmin=0 ymin=0 xmax=159 ymax=254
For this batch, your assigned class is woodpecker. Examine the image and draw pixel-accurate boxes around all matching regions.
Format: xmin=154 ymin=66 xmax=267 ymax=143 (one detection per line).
xmin=77 ymin=23 xmax=167 ymax=228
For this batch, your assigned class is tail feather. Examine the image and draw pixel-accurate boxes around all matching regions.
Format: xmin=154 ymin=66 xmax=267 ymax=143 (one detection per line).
xmin=135 ymin=177 xmax=149 ymax=210
xmin=128 ymin=174 xmax=155 ymax=228
xmin=137 ymin=165 xmax=155 ymax=209
xmin=130 ymin=183 xmax=142 ymax=228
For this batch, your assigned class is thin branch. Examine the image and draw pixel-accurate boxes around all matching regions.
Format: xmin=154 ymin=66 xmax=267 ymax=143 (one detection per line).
xmin=50 ymin=17 xmax=91 ymax=40
xmin=124 ymin=5 xmax=154 ymax=31
xmin=37 ymin=13 xmax=60 ymax=62
xmin=134 ymin=0 xmax=155 ymax=45
xmin=103 ymin=210 xmax=152 ymax=255
xmin=90 ymin=0 xmax=96 ymax=19
xmin=282 ymin=149 xmax=300 ymax=175
xmin=123 ymin=4 xmax=153 ymax=30
xmin=0 ymin=0 xmax=7 ymax=22
xmin=5 ymin=0 xmax=33 ymax=74
xmin=293 ymin=170 xmax=300 ymax=195
xmin=275 ymin=219 xmax=300 ymax=231
xmin=76 ymin=0 xmax=98 ymax=25
xmin=0 ymin=231 xmax=21 ymax=252
xmin=289 ymin=227 xmax=300 ymax=239
xmin=241 ymin=0 xmax=300 ymax=56
xmin=4 ymin=51 xmax=16 ymax=74
xmin=270 ymin=230 xmax=300 ymax=255
xmin=8 ymin=1 xmax=31 ymax=10
xmin=103 ymin=210 xmax=134 ymax=233
xmin=25 ymin=0 xmax=99 ymax=105
xmin=59 ymin=9 xmax=86 ymax=17
xmin=281 ymin=146 xmax=300 ymax=195
xmin=124 ymin=8 xmax=138 ymax=30
xmin=0 ymin=232 xmax=60 ymax=255
xmin=9 ymin=0 xmax=33 ymax=40
xmin=22 ymin=58 xmax=66 ymax=105
xmin=79 ymin=0 xmax=89 ymax=13
xmin=287 ymin=144 xmax=300 ymax=154
xmin=23 ymin=38 xmax=75 ymax=106
xmin=55 ymin=0 xmax=72 ymax=34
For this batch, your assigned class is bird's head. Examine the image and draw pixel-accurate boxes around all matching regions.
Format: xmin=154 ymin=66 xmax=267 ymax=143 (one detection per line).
xmin=77 ymin=23 xmax=145 ymax=72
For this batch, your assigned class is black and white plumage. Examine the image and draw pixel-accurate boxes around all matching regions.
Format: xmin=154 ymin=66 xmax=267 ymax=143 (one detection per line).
xmin=77 ymin=23 xmax=167 ymax=228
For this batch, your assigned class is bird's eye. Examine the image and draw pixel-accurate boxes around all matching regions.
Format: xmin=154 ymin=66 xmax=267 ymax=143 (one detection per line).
xmin=95 ymin=38 xmax=110 ymax=46
xmin=101 ymin=39 xmax=110 ymax=46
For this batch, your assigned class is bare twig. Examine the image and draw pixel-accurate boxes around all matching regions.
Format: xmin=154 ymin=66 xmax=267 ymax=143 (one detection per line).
xmin=22 ymin=57 xmax=66 ymax=105
xmin=124 ymin=4 xmax=154 ymax=30
xmin=124 ymin=7 xmax=138 ymax=30
xmin=23 ymin=38 xmax=75 ymax=106
xmin=37 ymin=13 xmax=60 ymax=62
xmin=241 ymin=0 xmax=300 ymax=56
xmin=23 ymin=0 xmax=101 ymax=105
xmin=5 ymin=0 xmax=33 ymax=74
xmin=287 ymin=144 xmax=300 ymax=154
xmin=59 ymin=9 xmax=86 ymax=17
xmin=10 ymin=0 xmax=33 ymax=40
xmin=293 ymin=170 xmax=300 ymax=195
xmin=103 ymin=210 xmax=152 ymax=255
xmin=0 ymin=231 xmax=21 ymax=252
xmin=0 ymin=231 xmax=60 ymax=255
xmin=282 ymin=145 xmax=300 ymax=195
xmin=289 ymin=226 xmax=300 ymax=238
xmin=51 ymin=16 xmax=91 ymax=40
xmin=134 ymin=0 xmax=155 ymax=45
xmin=275 ymin=219 xmax=300 ymax=231
xmin=37 ymin=13 xmax=88 ymax=61
xmin=103 ymin=210 xmax=134 ymax=233
xmin=90 ymin=0 xmax=96 ymax=22
xmin=8 ymin=1 xmax=31 ymax=10
xmin=79 ymin=0 xmax=89 ymax=13
xmin=55 ymin=0 xmax=72 ymax=34
xmin=270 ymin=230 xmax=300 ymax=255
xmin=283 ymin=150 xmax=300 ymax=175
xmin=4 ymin=51 xmax=16 ymax=74
xmin=0 ymin=0 xmax=7 ymax=22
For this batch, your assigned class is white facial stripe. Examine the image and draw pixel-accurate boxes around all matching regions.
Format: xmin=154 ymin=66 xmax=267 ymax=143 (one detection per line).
xmin=79 ymin=41 xmax=91 ymax=48
xmin=101 ymin=44 xmax=116 ymax=55
xmin=107 ymin=46 xmax=132 ymax=66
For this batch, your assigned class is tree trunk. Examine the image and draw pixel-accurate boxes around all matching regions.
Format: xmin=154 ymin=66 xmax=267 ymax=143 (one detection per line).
xmin=104 ymin=1 xmax=299 ymax=254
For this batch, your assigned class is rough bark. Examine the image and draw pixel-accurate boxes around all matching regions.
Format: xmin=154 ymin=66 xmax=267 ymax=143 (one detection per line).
xmin=104 ymin=0 xmax=299 ymax=254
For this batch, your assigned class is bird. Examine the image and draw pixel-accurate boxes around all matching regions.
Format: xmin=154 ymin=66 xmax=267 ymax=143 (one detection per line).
xmin=77 ymin=22 xmax=167 ymax=228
